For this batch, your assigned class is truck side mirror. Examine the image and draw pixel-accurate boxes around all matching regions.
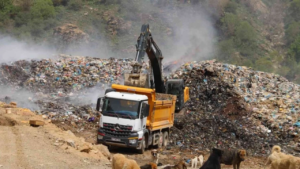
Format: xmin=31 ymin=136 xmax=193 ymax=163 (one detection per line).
xmin=143 ymin=103 xmax=149 ymax=117
xmin=96 ymin=97 xmax=103 ymax=111
xmin=145 ymin=104 xmax=149 ymax=117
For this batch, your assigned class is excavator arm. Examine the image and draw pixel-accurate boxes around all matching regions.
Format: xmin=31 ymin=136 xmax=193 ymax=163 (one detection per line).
xmin=124 ymin=24 xmax=189 ymax=112
xmin=136 ymin=24 xmax=165 ymax=93
xmin=125 ymin=24 xmax=165 ymax=93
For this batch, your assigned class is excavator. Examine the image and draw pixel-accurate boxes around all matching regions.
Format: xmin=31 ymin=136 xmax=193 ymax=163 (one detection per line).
xmin=124 ymin=24 xmax=189 ymax=111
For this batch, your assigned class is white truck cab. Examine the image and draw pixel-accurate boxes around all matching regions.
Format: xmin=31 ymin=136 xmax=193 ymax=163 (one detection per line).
xmin=96 ymin=90 xmax=149 ymax=153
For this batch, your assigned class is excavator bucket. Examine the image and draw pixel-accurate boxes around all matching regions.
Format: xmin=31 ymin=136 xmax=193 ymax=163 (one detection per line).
xmin=124 ymin=73 xmax=150 ymax=88
xmin=124 ymin=61 xmax=151 ymax=88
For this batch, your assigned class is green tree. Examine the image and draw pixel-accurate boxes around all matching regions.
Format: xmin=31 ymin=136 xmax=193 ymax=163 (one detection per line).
xmin=0 ymin=0 xmax=13 ymax=11
xmin=281 ymin=56 xmax=299 ymax=80
xmin=52 ymin=0 xmax=69 ymax=6
xmin=288 ymin=35 xmax=300 ymax=63
xmin=234 ymin=21 xmax=257 ymax=56
xmin=221 ymin=13 xmax=240 ymax=36
xmin=235 ymin=21 xmax=256 ymax=44
xmin=225 ymin=1 xmax=238 ymax=14
xmin=30 ymin=0 xmax=55 ymax=20
xmin=67 ymin=0 xmax=82 ymax=11
xmin=289 ymin=0 xmax=300 ymax=22
xmin=218 ymin=38 xmax=235 ymax=60
xmin=255 ymin=57 xmax=274 ymax=72
xmin=286 ymin=22 xmax=300 ymax=45
xmin=0 ymin=0 xmax=18 ymax=28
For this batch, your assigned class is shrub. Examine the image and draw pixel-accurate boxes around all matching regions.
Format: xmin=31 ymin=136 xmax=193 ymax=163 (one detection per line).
xmin=289 ymin=0 xmax=300 ymax=22
xmin=221 ymin=13 xmax=240 ymax=36
xmin=286 ymin=22 xmax=300 ymax=45
xmin=68 ymin=0 xmax=82 ymax=11
xmin=288 ymin=35 xmax=300 ymax=63
xmin=30 ymin=0 xmax=55 ymax=20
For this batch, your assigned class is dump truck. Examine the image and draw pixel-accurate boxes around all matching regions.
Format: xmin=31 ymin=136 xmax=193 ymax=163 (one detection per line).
xmin=96 ymin=24 xmax=189 ymax=153
xmin=96 ymin=84 xmax=176 ymax=153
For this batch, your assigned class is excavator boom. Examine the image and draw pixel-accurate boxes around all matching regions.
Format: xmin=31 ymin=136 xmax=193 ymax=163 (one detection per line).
xmin=124 ymin=24 xmax=189 ymax=112
xmin=125 ymin=24 xmax=165 ymax=93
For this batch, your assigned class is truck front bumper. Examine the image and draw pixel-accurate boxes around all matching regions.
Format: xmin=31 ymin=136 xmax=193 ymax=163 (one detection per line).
xmin=97 ymin=130 xmax=141 ymax=148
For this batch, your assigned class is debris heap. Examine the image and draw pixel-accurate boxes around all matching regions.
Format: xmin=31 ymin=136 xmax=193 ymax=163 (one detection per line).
xmin=168 ymin=60 xmax=300 ymax=155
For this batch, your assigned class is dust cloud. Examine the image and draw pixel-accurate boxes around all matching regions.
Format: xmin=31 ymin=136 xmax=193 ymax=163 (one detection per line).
xmin=0 ymin=34 xmax=58 ymax=64
xmin=162 ymin=5 xmax=216 ymax=62
xmin=121 ymin=1 xmax=217 ymax=73
xmin=0 ymin=85 xmax=39 ymax=110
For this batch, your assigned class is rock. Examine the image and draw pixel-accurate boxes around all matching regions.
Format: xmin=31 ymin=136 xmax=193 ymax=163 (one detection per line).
xmin=79 ymin=143 xmax=92 ymax=153
xmin=66 ymin=139 xmax=76 ymax=148
xmin=90 ymin=150 xmax=99 ymax=154
xmin=29 ymin=120 xmax=45 ymax=127
xmin=53 ymin=142 xmax=60 ymax=146
xmin=10 ymin=102 xmax=17 ymax=107
xmin=95 ymin=144 xmax=110 ymax=158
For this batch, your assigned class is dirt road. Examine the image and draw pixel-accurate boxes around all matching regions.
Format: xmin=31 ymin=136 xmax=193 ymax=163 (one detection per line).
xmin=0 ymin=110 xmax=110 ymax=169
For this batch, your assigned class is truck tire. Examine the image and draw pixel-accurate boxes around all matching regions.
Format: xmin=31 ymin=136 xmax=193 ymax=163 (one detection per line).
xmin=138 ymin=136 xmax=146 ymax=154
xmin=163 ymin=131 xmax=169 ymax=147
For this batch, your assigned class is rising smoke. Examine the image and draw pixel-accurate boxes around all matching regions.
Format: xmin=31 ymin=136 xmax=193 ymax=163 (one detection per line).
xmin=122 ymin=1 xmax=217 ymax=72
xmin=159 ymin=4 xmax=217 ymax=63
xmin=0 ymin=34 xmax=58 ymax=63
xmin=0 ymin=85 xmax=39 ymax=110
xmin=0 ymin=1 xmax=217 ymax=110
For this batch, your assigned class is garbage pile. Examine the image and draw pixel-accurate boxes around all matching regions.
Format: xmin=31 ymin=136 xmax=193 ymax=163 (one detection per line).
xmin=0 ymin=54 xmax=144 ymax=94
xmin=168 ymin=59 xmax=300 ymax=155
xmin=0 ymin=54 xmax=150 ymax=139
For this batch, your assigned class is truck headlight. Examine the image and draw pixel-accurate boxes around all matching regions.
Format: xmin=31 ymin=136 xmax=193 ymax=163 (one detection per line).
xmin=98 ymin=135 xmax=103 ymax=140
xmin=129 ymin=139 xmax=137 ymax=144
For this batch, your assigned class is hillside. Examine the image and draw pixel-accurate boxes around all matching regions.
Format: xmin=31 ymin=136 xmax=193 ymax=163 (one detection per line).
xmin=1 ymin=0 xmax=300 ymax=83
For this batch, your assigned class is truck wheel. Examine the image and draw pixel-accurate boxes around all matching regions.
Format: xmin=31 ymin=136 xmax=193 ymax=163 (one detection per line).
xmin=138 ymin=137 xmax=146 ymax=154
xmin=163 ymin=131 xmax=169 ymax=147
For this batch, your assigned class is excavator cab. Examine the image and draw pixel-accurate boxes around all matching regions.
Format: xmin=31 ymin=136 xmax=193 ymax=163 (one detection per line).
xmin=166 ymin=79 xmax=189 ymax=112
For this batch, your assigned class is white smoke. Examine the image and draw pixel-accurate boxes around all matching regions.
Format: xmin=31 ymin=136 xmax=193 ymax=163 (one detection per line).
xmin=0 ymin=35 xmax=58 ymax=63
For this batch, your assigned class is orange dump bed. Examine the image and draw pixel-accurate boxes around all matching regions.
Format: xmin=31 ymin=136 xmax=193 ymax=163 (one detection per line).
xmin=111 ymin=84 xmax=176 ymax=131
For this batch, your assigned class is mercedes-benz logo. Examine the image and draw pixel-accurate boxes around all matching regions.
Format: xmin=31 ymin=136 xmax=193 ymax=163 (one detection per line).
xmin=114 ymin=124 xmax=120 ymax=131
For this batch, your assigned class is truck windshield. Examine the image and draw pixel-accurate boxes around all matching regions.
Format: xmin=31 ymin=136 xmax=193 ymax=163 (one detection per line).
xmin=102 ymin=98 xmax=139 ymax=119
